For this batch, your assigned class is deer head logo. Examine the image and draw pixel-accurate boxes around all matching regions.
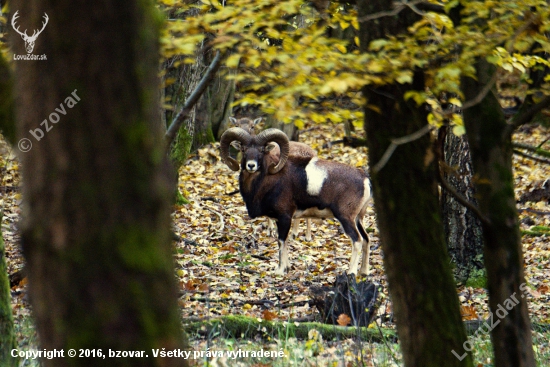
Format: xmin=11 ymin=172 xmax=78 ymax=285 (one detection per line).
xmin=11 ymin=11 xmax=49 ymax=54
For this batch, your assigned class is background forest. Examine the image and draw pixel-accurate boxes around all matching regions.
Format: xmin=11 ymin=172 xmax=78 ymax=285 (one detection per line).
xmin=0 ymin=0 xmax=549 ymax=366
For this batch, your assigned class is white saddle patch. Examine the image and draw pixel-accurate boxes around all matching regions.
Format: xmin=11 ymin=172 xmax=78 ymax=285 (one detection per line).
xmin=305 ymin=158 xmax=327 ymax=196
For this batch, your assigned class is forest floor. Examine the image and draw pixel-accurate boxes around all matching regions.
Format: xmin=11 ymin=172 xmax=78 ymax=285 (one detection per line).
xmin=1 ymin=121 xmax=550 ymax=366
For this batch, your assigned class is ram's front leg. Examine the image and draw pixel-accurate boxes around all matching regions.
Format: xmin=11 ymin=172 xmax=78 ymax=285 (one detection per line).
xmin=274 ymin=215 xmax=292 ymax=275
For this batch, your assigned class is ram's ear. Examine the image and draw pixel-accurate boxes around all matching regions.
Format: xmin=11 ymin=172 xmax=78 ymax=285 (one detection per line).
xmin=265 ymin=142 xmax=277 ymax=152
xmin=230 ymin=141 xmax=242 ymax=150
xmin=229 ymin=117 xmax=237 ymax=125
xmin=253 ymin=117 xmax=263 ymax=125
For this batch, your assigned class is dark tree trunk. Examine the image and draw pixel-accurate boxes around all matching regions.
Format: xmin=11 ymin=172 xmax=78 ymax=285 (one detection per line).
xmin=462 ymin=59 xmax=535 ymax=367
xmin=11 ymin=1 xmax=189 ymax=366
xmin=357 ymin=2 xmax=473 ymax=366
xmin=0 ymin=211 xmax=17 ymax=366
xmin=441 ymin=129 xmax=484 ymax=284
xmin=0 ymin=54 xmax=15 ymax=144
xmin=192 ymin=50 xmax=234 ymax=149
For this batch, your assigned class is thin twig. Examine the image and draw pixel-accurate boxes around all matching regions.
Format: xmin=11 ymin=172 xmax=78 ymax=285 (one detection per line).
xmin=519 ymin=208 xmax=550 ymax=216
xmin=461 ymin=72 xmax=499 ymax=110
xmin=205 ymin=205 xmax=225 ymax=232
xmin=357 ymin=0 xmax=424 ymax=23
xmin=372 ymin=124 xmax=433 ymax=173
xmin=165 ymin=50 xmax=225 ymax=147
xmin=513 ymin=149 xmax=550 ymax=165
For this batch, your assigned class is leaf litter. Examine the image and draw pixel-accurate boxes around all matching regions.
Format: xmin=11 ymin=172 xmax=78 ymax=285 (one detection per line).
xmin=1 ymin=121 xmax=549 ymax=361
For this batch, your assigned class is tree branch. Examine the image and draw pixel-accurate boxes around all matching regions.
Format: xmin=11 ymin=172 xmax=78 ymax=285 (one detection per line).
xmin=436 ymin=163 xmax=491 ymax=225
xmin=461 ymin=72 xmax=498 ymax=110
xmin=372 ymin=124 xmax=433 ymax=173
xmin=357 ymin=0 xmax=424 ymax=23
xmin=513 ymin=149 xmax=550 ymax=165
xmin=506 ymin=95 xmax=550 ymax=135
xmin=512 ymin=142 xmax=550 ymax=158
xmin=165 ymin=50 xmax=225 ymax=148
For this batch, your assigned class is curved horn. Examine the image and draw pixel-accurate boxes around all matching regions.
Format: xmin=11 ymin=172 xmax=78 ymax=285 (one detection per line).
xmin=256 ymin=129 xmax=289 ymax=174
xmin=220 ymin=127 xmax=251 ymax=171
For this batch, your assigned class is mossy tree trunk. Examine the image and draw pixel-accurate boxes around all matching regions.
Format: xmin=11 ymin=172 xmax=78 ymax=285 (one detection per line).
xmin=357 ymin=2 xmax=473 ymax=366
xmin=461 ymin=59 xmax=535 ymax=367
xmin=0 ymin=211 xmax=17 ymax=366
xmin=163 ymin=55 xmax=200 ymax=170
xmin=441 ymin=130 xmax=484 ymax=284
xmin=0 ymin=54 xmax=15 ymax=144
xmin=11 ymin=1 xmax=189 ymax=366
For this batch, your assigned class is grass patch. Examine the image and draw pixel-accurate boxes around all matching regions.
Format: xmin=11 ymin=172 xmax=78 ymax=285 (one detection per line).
xmin=465 ymin=268 xmax=487 ymax=289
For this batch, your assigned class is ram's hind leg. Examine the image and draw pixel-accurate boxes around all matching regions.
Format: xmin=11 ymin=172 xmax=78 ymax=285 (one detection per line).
xmin=359 ymin=241 xmax=370 ymax=275
xmin=339 ymin=218 xmax=362 ymax=275
xmin=357 ymin=219 xmax=370 ymax=275
xmin=291 ymin=218 xmax=299 ymax=239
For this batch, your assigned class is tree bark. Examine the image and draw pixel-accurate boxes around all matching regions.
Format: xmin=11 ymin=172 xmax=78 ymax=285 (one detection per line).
xmin=192 ymin=50 xmax=234 ymax=150
xmin=440 ymin=129 xmax=484 ymax=284
xmin=11 ymin=1 xmax=189 ymax=366
xmin=357 ymin=2 xmax=473 ymax=366
xmin=0 ymin=54 xmax=15 ymax=145
xmin=0 ymin=210 xmax=17 ymax=366
xmin=163 ymin=55 xmax=201 ymax=169
xmin=462 ymin=59 xmax=536 ymax=367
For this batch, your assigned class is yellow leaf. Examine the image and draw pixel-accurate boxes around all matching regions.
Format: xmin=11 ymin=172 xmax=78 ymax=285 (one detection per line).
xmin=452 ymin=125 xmax=466 ymax=136
xmin=335 ymin=44 xmax=347 ymax=54
xmin=396 ymin=72 xmax=413 ymax=84
xmin=366 ymin=104 xmax=381 ymax=114
xmin=449 ymin=97 xmax=462 ymax=107
xmin=366 ymin=60 xmax=384 ymax=73
xmin=226 ymin=54 xmax=241 ymax=68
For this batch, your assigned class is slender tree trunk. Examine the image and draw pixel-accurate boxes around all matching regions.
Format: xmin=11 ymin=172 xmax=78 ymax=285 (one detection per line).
xmin=441 ymin=129 xmax=484 ymax=283
xmin=461 ymin=59 xmax=535 ymax=367
xmin=11 ymin=1 xmax=188 ymax=366
xmin=357 ymin=2 xmax=473 ymax=366
xmin=192 ymin=50 xmax=234 ymax=149
xmin=163 ymin=55 xmax=201 ymax=169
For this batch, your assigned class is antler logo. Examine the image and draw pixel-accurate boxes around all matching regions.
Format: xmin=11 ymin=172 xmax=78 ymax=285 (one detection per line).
xmin=11 ymin=11 xmax=49 ymax=54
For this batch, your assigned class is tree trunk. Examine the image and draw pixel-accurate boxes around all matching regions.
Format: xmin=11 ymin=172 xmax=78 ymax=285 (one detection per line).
xmin=0 ymin=54 xmax=15 ymax=145
xmin=0 ymin=211 xmax=17 ymax=366
xmin=11 ymin=1 xmax=189 ymax=366
xmin=441 ymin=129 xmax=484 ymax=284
xmin=192 ymin=50 xmax=234 ymax=149
xmin=163 ymin=55 xmax=200 ymax=170
xmin=265 ymin=115 xmax=300 ymax=141
xmin=461 ymin=59 xmax=535 ymax=367
xmin=357 ymin=2 xmax=473 ymax=366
